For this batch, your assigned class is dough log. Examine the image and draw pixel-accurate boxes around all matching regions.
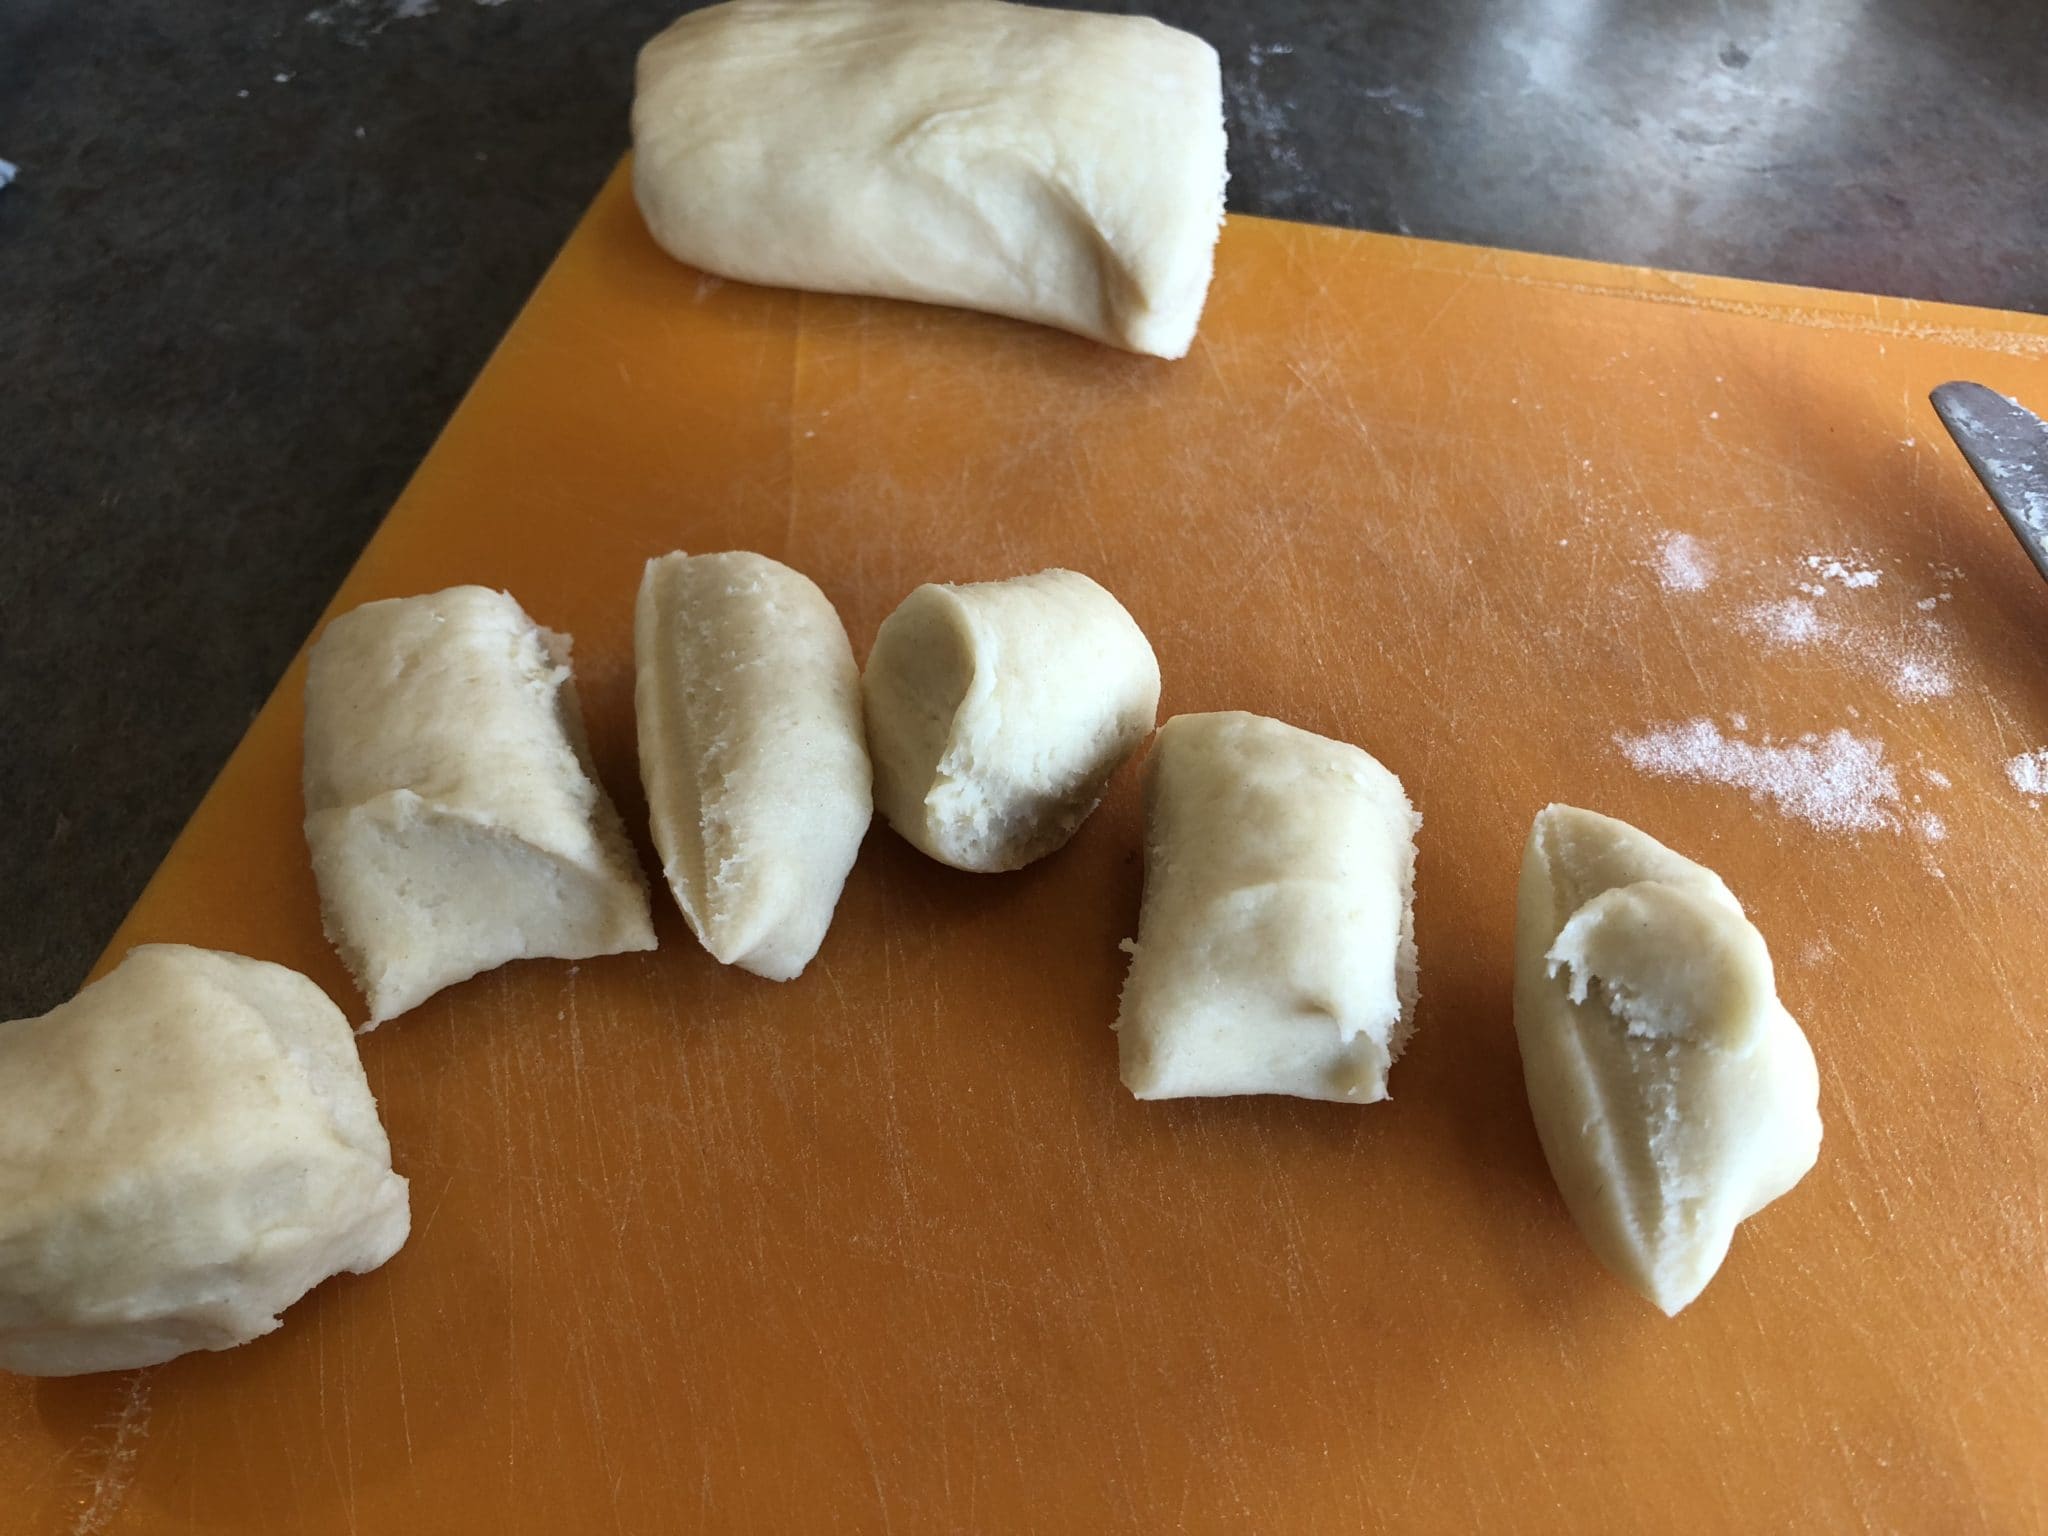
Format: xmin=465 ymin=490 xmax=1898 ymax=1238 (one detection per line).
xmin=862 ymin=567 xmax=1159 ymax=873
xmin=304 ymin=586 xmax=655 ymax=1027
xmin=1115 ymin=712 xmax=1421 ymax=1102
xmin=632 ymin=0 xmax=1228 ymax=358
xmin=0 ymin=946 xmax=409 ymax=1377
xmin=1513 ymin=804 xmax=1822 ymax=1315
xmin=635 ymin=551 xmax=872 ymax=980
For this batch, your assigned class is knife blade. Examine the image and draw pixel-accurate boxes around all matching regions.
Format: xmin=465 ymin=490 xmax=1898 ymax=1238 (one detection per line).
xmin=1930 ymin=380 xmax=2048 ymax=582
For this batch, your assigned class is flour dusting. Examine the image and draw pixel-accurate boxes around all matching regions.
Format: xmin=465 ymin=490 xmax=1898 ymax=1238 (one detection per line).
xmin=1806 ymin=553 xmax=1882 ymax=589
xmin=1616 ymin=718 xmax=1902 ymax=834
xmin=1890 ymin=654 xmax=1954 ymax=701
xmin=1745 ymin=597 xmax=1826 ymax=647
xmin=1655 ymin=532 xmax=1714 ymax=592
xmin=1727 ymin=555 xmax=1957 ymax=701
xmin=1797 ymin=938 xmax=1836 ymax=968
xmin=2008 ymin=751 xmax=2048 ymax=798
xmin=70 ymin=1374 xmax=152 ymax=1536
xmin=1876 ymin=616 xmax=1957 ymax=701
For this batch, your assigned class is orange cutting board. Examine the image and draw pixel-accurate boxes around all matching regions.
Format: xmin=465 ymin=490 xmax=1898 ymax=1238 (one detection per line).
xmin=9 ymin=161 xmax=2048 ymax=1534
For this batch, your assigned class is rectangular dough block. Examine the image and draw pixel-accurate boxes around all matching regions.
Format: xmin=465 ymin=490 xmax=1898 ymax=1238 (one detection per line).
xmin=1115 ymin=711 xmax=1421 ymax=1102
xmin=631 ymin=0 xmax=1227 ymax=358
xmin=303 ymin=586 xmax=656 ymax=1027
xmin=634 ymin=551 xmax=871 ymax=979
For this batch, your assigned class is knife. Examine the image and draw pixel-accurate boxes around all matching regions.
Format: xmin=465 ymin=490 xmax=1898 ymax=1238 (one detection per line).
xmin=1930 ymin=381 xmax=2048 ymax=582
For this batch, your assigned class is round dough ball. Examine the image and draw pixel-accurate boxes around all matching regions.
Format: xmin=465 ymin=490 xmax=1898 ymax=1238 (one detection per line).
xmin=0 ymin=946 xmax=410 ymax=1376
xmin=862 ymin=568 xmax=1160 ymax=873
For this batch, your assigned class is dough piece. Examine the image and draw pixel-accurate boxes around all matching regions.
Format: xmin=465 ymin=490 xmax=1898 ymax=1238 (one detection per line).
xmin=635 ymin=551 xmax=872 ymax=980
xmin=1115 ymin=711 xmax=1421 ymax=1102
xmin=862 ymin=568 xmax=1159 ymax=872
xmin=631 ymin=0 xmax=1227 ymax=359
xmin=1513 ymin=804 xmax=1823 ymax=1315
xmin=0 ymin=946 xmax=409 ymax=1377
xmin=304 ymin=586 xmax=656 ymax=1027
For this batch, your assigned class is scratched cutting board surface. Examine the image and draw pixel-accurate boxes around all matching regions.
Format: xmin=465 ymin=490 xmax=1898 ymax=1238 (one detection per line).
xmin=10 ymin=161 xmax=2048 ymax=1533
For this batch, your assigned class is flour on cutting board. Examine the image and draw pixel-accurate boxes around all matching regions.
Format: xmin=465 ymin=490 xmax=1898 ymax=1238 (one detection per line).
xmin=1796 ymin=936 xmax=1838 ymax=968
xmin=1653 ymin=531 xmax=1715 ymax=592
xmin=68 ymin=1373 xmax=152 ymax=1536
xmin=1616 ymin=717 xmax=1905 ymax=835
xmin=1611 ymin=531 xmax=1991 ymax=853
xmin=1806 ymin=553 xmax=1881 ymax=589
xmin=1652 ymin=531 xmax=1957 ymax=701
xmin=1745 ymin=597 xmax=1825 ymax=647
xmin=2007 ymin=751 xmax=2048 ymax=798
xmin=1889 ymin=654 xmax=1955 ymax=702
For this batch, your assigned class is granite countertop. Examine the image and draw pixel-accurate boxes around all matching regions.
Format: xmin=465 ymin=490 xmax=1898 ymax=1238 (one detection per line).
xmin=3 ymin=0 xmax=2044 ymax=1017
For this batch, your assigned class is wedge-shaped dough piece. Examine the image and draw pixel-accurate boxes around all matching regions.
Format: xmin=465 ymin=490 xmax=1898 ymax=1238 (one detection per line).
xmin=304 ymin=586 xmax=655 ymax=1027
xmin=863 ymin=567 xmax=1159 ymax=873
xmin=0 ymin=945 xmax=409 ymax=1376
xmin=635 ymin=551 xmax=872 ymax=980
xmin=632 ymin=0 xmax=1228 ymax=358
xmin=1514 ymin=804 xmax=1822 ymax=1315
xmin=1115 ymin=712 xmax=1421 ymax=1102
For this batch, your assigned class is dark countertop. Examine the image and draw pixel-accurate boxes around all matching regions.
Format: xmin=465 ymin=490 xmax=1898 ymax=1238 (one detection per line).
xmin=3 ymin=0 xmax=2044 ymax=1017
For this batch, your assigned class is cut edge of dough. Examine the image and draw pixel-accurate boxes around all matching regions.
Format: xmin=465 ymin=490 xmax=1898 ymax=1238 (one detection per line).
xmin=863 ymin=583 xmax=988 ymax=868
xmin=544 ymin=626 xmax=659 ymax=945
xmin=1386 ymin=794 xmax=1424 ymax=1071
xmin=634 ymin=551 xmax=721 ymax=948
xmin=309 ymin=792 xmax=656 ymax=1028
xmin=636 ymin=550 xmax=871 ymax=980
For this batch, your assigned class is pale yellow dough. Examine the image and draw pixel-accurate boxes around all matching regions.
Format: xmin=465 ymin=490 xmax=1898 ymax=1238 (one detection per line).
xmin=632 ymin=0 xmax=1228 ymax=358
xmin=1115 ymin=712 xmax=1421 ymax=1102
xmin=635 ymin=551 xmax=872 ymax=980
xmin=0 ymin=946 xmax=409 ymax=1377
xmin=1513 ymin=804 xmax=1823 ymax=1315
xmin=304 ymin=586 xmax=655 ymax=1027
xmin=862 ymin=568 xmax=1159 ymax=873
